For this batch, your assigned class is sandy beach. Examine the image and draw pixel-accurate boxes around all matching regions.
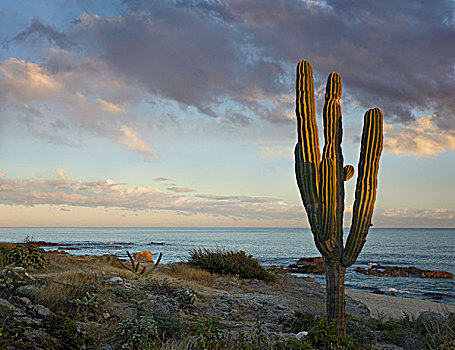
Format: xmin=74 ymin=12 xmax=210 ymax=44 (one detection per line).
xmin=347 ymin=289 xmax=455 ymax=320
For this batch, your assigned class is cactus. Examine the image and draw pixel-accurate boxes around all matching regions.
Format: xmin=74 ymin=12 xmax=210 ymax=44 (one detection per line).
xmin=118 ymin=251 xmax=162 ymax=276
xmin=295 ymin=59 xmax=383 ymax=335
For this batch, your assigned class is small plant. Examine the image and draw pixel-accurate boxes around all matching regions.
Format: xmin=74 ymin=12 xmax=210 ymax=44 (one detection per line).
xmin=116 ymin=315 xmax=158 ymax=349
xmin=304 ymin=318 xmax=357 ymax=350
xmin=149 ymin=310 xmax=181 ymax=341
xmin=70 ymin=291 xmax=103 ymax=321
xmin=118 ymin=251 xmax=162 ymax=276
xmin=195 ymin=317 xmax=222 ymax=350
xmin=3 ymin=245 xmax=49 ymax=270
xmin=188 ymin=248 xmax=274 ymax=281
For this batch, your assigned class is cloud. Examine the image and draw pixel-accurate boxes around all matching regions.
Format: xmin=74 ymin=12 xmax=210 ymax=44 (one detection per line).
xmin=12 ymin=18 xmax=71 ymax=48
xmin=116 ymin=125 xmax=156 ymax=156
xmin=0 ymin=54 xmax=153 ymax=155
xmin=384 ymin=115 xmax=455 ymax=155
xmin=154 ymin=177 xmax=170 ymax=182
xmin=4 ymin=1 xmax=455 ymax=153
xmin=0 ymin=170 xmax=452 ymax=226
xmin=168 ymin=187 xmax=195 ymax=193
xmin=0 ymin=170 xmax=303 ymax=220
xmin=372 ymin=207 xmax=455 ymax=227
xmin=0 ymin=58 xmax=60 ymax=101
xmin=70 ymin=4 xmax=287 ymax=121
xmin=56 ymin=168 xmax=71 ymax=181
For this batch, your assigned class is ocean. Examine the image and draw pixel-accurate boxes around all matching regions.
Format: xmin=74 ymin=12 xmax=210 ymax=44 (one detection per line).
xmin=1 ymin=227 xmax=454 ymax=305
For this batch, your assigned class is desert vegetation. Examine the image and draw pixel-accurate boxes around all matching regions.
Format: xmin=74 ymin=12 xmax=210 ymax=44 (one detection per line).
xmin=1 ymin=242 xmax=454 ymax=349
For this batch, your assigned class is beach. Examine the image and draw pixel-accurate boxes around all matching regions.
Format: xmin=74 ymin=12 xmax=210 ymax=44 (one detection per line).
xmin=346 ymin=289 xmax=455 ymax=320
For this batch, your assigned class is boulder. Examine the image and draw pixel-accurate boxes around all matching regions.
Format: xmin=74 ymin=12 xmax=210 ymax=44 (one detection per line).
xmin=133 ymin=251 xmax=154 ymax=262
xmin=287 ymin=257 xmax=325 ymax=275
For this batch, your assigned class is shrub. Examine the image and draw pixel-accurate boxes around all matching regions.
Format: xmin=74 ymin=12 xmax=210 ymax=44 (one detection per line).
xmin=304 ymin=318 xmax=357 ymax=350
xmin=116 ymin=315 xmax=158 ymax=349
xmin=3 ymin=245 xmax=49 ymax=270
xmin=149 ymin=310 xmax=181 ymax=341
xmin=188 ymin=248 xmax=274 ymax=281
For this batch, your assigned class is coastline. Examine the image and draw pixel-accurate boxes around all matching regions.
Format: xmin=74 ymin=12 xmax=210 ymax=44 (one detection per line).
xmin=346 ymin=289 xmax=455 ymax=320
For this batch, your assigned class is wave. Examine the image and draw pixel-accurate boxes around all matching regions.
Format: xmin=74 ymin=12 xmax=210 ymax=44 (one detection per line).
xmin=387 ymin=288 xmax=411 ymax=294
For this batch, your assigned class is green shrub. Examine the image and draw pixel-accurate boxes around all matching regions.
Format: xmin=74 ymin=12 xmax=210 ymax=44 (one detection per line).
xmin=304 ymin=318 xmax=357 ymax=350
xmin=3 ymin=245 xmax=49 ymax=270
xmin=188 ymin=248 xmax=274 ymax=281
xmin=116 ymin=315 xmax=158 ymax=349
xmin=149 ymin=310 xmax=181 ymax=341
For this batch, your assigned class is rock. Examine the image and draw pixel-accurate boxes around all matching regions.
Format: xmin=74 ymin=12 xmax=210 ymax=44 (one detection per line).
xmin=354 ymin=264 xmax=454 ymax=279
xmin=34 ymin=304 xmax=54 ymax=318
xmin=109 ymin=276 xmax=123 ymax=284
xmin=0 ymin=297 xmax=27 ymax=316
xmin=17 ymin=296 xmax=32 ymax=305
xmin=287 ymin=257 xmax=325 ymax=275
xmin=133 ymin=251 xmax=154 ymax=262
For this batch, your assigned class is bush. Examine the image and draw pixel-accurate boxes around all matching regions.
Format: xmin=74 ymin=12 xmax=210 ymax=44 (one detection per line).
xmin=116 ymin=315 xmax=158 ymax=349
xmin=188 ymin=248 xmax=274 ymax=281
xmin=304 ymin=318 xmax=357 ymax=350
xmin=149 ymin=310 xmax=181 ymax=341
xmin=3 ymin=245 xmax=49 ymax=270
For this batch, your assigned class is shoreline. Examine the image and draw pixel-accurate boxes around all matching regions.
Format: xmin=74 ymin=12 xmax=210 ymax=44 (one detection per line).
xmin=346 ymin=288 xmax=455 ymax=320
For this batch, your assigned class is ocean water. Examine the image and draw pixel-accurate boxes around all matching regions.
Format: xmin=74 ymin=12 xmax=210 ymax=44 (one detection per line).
xmin=1 ymin=227 xmax=454 ymax=305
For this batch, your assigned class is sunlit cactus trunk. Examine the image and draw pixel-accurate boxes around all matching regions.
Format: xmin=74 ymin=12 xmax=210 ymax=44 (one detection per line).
xmin=294 ymin=59 xmax=383 ymax=336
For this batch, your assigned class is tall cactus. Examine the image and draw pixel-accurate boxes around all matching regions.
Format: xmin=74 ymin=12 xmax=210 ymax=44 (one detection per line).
xmin=295 ymin=60 xmax=383 ymax=335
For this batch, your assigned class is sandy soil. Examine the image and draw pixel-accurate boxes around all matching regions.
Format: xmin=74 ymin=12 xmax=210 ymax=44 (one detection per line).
xmin=346 ymin=289 xmax=455 ymax=320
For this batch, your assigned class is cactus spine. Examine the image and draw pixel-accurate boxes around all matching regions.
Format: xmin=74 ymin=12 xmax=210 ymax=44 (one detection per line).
xmin=295 ymin=60 xmax=383 ymax=335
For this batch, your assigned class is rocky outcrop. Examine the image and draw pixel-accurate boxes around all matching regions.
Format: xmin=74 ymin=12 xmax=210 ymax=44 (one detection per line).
xmin=287 ymin=257 xmax=325 ymax=275
xmin=133 ymin=250 xmax=154 ymax=262
xmin=354 ymin=264 xmax=454 ymax=278
xmin=288 ymin=258 xmax=454 ymax=279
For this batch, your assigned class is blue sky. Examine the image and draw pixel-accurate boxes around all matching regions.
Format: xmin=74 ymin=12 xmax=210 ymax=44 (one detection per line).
xmin=0 ymin=0 xmax=454 ymax=227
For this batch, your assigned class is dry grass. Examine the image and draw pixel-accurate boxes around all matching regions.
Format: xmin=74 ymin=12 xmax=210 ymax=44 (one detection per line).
xmin=165 ymin=262 xmax=220 ymax=286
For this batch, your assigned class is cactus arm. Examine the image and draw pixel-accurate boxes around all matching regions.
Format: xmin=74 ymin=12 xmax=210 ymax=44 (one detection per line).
xmin=296 ymin=60 xmax=321 ymax=166
xmin=143 ymin=252 xmax=163 ymax=276
xmin=343 ymin=165 xmax=354 ymax=181
xmin=295 ymin=60 xmax=321 ymax=236
xmin=320 ymin=72 xmax=345 ymax=247
xmin=342 ymin=108 xmax=383 ymax=267
xmin=117 ymin=258 xmax=133 ymax=272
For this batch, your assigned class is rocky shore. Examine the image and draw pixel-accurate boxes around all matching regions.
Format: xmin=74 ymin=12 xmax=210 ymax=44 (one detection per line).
xmin=1 ymin=245 xmax=455 ymax=349
xmin=287 ymin=257 xmax=454 ymax=279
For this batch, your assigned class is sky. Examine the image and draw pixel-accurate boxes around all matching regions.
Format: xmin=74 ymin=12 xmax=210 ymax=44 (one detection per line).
xmin=0 ymin=0 xmax=454 ymax=228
